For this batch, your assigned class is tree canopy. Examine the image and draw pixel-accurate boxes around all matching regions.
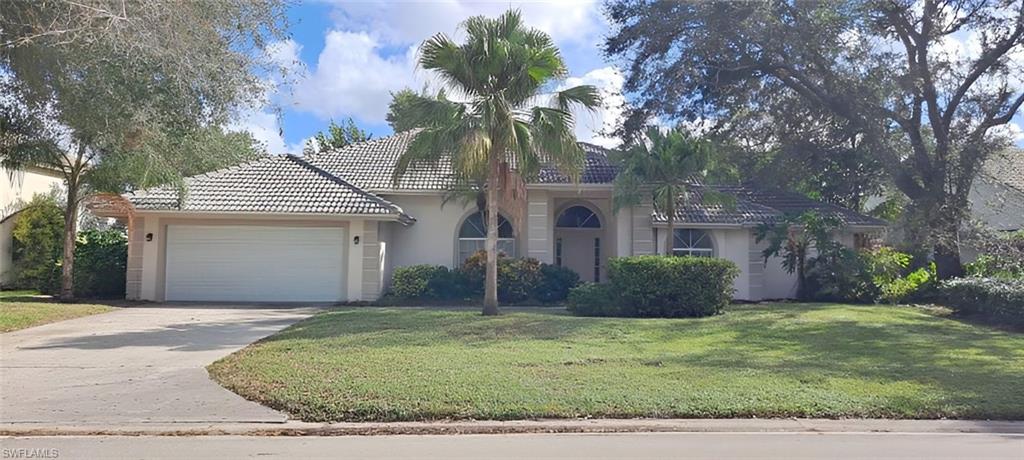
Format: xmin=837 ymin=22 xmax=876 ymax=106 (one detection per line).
xmin=394 ymin=9 xmax=601 ymax=314
xmin=605 ymin=0 xmax=1024 ymax=278
xmin=1 ymin=0 xmax=290 ymax=299
xmin=303 ymin=118 xmax=372 ymax=155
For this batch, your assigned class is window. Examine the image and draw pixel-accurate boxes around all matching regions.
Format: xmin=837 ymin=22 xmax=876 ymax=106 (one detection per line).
xmin=854 ymin=233 xmax=872 ymax=250
xmin=555 ymin=238 xmax=563 ymax=266
xmin=593 ymin=237 xmax=601 ymax=282
xmin=458 ymin=211 xmax=515 ymax=263
xmin=673 ymin=229 xmax=714 ymax=257
xmin=556 ymin=205 xmax=601 ymax=228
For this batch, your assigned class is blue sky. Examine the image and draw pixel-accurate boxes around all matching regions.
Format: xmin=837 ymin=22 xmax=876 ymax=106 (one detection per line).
xmin=234 ymin=0 xmax=624 ymax=153
xmin=232 ymin=0 xmax=1024 ymax=154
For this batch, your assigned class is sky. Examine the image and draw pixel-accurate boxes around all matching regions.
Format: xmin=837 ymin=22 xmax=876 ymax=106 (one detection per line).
xmin=231 ymin=0 xmax=1024 ymax=155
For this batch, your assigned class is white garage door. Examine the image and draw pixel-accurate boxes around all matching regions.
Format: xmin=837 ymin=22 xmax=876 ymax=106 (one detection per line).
xmin=165 ymin=225 xmax=346 ymax=302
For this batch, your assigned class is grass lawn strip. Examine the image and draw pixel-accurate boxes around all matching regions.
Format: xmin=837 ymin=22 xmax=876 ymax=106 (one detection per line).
xmin=208 ymin=303 xmax=1024 ymax=422
xmin=1 ymin=291 xmax=117 ymax=332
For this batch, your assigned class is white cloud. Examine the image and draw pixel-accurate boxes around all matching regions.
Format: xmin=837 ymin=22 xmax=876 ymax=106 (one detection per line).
xmin=559 ymin=66 xmax=626 ymax=148
xmin=227 ymin=110 xmax=305 ymax=155
xmin=327 ymin=0 xmax=603 ymax=47
xmin=290 ymin=31 xmax=420 ymax=124
xmin=993 ymin=121 xmax=1024 ymax=143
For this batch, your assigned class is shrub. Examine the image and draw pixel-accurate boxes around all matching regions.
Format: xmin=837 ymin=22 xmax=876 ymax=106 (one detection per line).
xmin=606 ymin=255 xmax=739 ymax=318
xmin=391 ymin=265 xmax=443 ymax=299
xmin=938 ymin=277 xmax=1024 ymax=323
xmin=806 ymin=248 xmax=876 ymax=303
xmin=963 ymin=228 xmax=1024 ymax=279
xmin=9 ymin=194 xmax=64 ymax=291
xmin=391 ymin=265 xmax=470 ymax=300
xmin=460 ymin=251 xmax=543 ymax=303
xmin=807 ymin=247 xmax=936 ymax=304
xmin=427 ymin=266 xmax=470 ymax=300
xmin=72 ymin=228 xmax=127 ymax=298
xmin=497 ymin=257 xmax=542 ymax=302
xmin=566 ymin=283 xmax=623 ymax=316
xmin=533 ymin=264 xmax=580 ymax=303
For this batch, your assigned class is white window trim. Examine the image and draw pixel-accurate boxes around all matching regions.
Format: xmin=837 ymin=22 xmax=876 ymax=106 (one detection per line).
xmin=671 ymin=229 xmax=715 ymax=257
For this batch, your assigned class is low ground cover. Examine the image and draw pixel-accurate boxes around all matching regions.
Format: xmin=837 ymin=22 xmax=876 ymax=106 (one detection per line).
xmin=209 ymin=303 xmax=1024 ymax=422
xmin=0 ymin=290 xmax=116 ymax=332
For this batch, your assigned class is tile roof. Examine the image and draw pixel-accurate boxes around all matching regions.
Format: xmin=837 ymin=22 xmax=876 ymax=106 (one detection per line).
xmin=983 ymin=148 xmax=1024 ymax=193
xmin=307 ymin=130 xmax=620 ymax=191
xmin=652 ymin=185 xmax=887 ymax=227
xmin=537 ymin=142 xmax=620 ymax=184
xmin=127 ymin=154 xmax=413 ymax=222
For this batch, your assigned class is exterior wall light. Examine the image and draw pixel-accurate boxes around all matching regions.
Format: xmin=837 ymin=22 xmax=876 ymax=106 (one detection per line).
xmin=353 ymin=235 xmax=360 ymax=245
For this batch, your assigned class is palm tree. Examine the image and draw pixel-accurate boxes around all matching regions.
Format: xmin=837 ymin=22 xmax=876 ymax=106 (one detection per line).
xmin=613 ymin=127 xmax=731 ymax=255
xmin=393 ymin=10 xmax=600 ymax=315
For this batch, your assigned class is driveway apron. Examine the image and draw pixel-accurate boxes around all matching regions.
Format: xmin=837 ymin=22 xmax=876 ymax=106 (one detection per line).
xmin=0 ymin=305 xmax=316 ymax=424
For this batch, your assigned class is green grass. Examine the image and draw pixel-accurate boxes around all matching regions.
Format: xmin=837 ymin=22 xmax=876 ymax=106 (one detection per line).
xmin=208 ymin=303 xmax=1024 ymax=422
xmin=0 ymin=290 xmax=117 ymax=332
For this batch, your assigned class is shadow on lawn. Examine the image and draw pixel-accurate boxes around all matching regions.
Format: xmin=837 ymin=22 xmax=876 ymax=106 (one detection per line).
xmin=263 ymin=305 xmax=1024 ymax=418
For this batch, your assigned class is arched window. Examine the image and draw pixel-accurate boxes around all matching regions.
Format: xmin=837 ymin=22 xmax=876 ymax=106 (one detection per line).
xmin=556 ymin=205 xmax=601 ymax=228
xmin=673 ymin=229 xmax=714 ymax=257
xmin=458 ymin=211 xmax=515 ymax=263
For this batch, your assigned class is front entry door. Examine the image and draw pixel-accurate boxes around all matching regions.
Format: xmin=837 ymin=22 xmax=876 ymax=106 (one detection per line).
xmin=556 ymin=231 xmax=602 ymax=283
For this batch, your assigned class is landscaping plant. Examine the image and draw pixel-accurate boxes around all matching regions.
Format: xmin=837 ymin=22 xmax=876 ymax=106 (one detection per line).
xmin=391 ymin=9 xmax=600 ymax=315
xmin=574 ymin=255 xmax=739 ymax=318
xmin=939 ymin=277 xmax=1024 ymax=324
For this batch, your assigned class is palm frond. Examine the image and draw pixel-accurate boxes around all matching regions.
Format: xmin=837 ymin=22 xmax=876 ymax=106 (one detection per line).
xmin=553 ymin=85 xmax=601 ymax=114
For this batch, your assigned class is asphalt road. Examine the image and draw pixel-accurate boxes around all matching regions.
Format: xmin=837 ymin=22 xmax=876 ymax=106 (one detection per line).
xmin=3 ymin=432 xmax=1022 ymax=459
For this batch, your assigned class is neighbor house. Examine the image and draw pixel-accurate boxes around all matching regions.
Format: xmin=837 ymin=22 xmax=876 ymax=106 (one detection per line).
xmin=960 ymin=148 xmax=1024 ymax=262
xmin=90 ymin=131 xmax=886 ymax=303
xmin=0 ymin=165 xmax=65 ymax=287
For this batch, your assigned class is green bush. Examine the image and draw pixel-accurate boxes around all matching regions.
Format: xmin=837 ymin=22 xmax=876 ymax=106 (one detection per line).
xmin=72 ymin=228 xmax=127 ymax=298
xmin=938 ymin=277 xmax=1024 ymax=323
xmin=808 ymin=247 xmax=936 ymax=304
xmin=427 ymin=266 xmax=470 ymax=300
xmin=390 ymin=265 xmax=468 ymax=300
xmin=605 ymin=255 xmax=739 ymax=318
xmin=963 ymin=228 xmax=1024 ymax=279
xmin=566 ymin=283 xmax=623 ymax=316
xmin=497 ymin=257 xmax=542 ymax=302
xmin=806 ymin=248 xmax=876 ymax=303
xmin=460 ymin=251 xmax=543 ymax=303
xmin=391 ymin=265 xmax=442 ymax=299
xmin=9 ymin=194 xmax=64 ymax=291
xmin=533 ymin=264 xmax=580 ymax=303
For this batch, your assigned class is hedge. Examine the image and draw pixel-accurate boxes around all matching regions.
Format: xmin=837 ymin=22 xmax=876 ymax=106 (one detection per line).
xmin=606 ymin=255 xmax=740 ymax=317
xmin=938 ymin=277 xmax=1024 ymax=323
xmin=566 ymin=283 xmax=622 ymax=317
xmin=389 ymin=252 xmax=580 ymax=303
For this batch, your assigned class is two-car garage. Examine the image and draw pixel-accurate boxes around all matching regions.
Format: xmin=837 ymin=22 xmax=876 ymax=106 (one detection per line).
xmin=163 ymin=225 xmax=347 ymax=302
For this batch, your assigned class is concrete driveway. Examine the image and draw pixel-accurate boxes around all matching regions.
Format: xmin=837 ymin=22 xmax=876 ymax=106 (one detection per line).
xmin=0 ymin=305 xmax=317 ymax=425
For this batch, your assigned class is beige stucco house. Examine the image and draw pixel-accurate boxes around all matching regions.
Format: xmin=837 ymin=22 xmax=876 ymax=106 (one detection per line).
xmin=1 ymin=166 xmax=65 ymax=287
xmin=91 ymin=131 xmax=886 ymax=303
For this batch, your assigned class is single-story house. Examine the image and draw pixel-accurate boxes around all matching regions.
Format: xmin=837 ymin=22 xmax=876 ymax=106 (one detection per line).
xmin=961 ymin=148 xmax=1024 ymax=261
xmin=1 ymin=165 xmax=65 ymax=287
xmin=90 ymin=130 xmax=886 ymax=303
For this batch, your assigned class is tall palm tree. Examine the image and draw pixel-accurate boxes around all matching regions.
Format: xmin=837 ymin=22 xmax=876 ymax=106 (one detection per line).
xmin=393 ymin=10 xmax=600 ymax=315
xmin=613 ymin=127 xmax=731 ymax=255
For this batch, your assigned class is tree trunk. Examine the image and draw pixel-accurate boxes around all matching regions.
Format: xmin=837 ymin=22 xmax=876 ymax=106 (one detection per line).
xmin=60 ymin=175 xmax=79 ymax=302
xmin=482 ymin=156 xmax=500 ymax=316
xmin=933 ymin=222 xmax=965 ymax=280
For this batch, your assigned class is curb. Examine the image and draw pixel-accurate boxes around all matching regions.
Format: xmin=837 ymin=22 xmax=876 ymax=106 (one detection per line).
xmin=4 ymin=419 xmax=1024 ymax=437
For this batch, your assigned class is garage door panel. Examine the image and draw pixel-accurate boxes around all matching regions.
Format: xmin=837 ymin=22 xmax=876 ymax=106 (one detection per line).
xmin=165 ymin=225 xmax=346 ymax=302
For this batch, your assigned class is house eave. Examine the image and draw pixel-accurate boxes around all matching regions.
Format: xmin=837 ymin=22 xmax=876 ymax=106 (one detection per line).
xmin=131 ymin=209 xmax=416 ymax=225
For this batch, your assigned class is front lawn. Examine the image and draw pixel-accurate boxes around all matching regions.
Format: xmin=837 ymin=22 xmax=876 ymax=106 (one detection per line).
xmin=208 ymin=303 xmax=1024 ymax=422
xmin=0 ymin=290 xmax=117 ymax=332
